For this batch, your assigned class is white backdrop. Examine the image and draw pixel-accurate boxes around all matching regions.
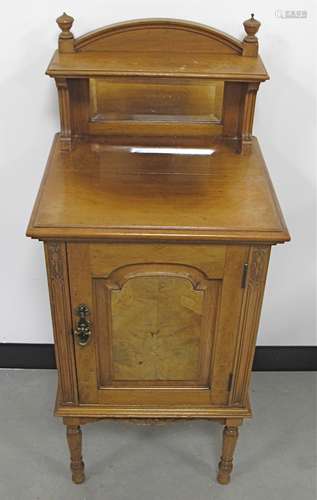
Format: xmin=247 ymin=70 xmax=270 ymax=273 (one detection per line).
xmin=0 ymin=0 xmax=315 ymax=345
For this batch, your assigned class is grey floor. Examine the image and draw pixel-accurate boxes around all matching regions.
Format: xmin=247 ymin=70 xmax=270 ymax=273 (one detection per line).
xmin=0 ymin=371 xmax=316 ymax=500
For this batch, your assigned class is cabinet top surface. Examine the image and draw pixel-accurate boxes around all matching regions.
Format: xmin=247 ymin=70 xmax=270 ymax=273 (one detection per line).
xmin=27 ymin=136 xmax=289 ymax=243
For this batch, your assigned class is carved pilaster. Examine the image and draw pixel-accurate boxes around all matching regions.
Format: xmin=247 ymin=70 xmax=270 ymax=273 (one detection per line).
xmin=48 ymin=242 xmax=64 ymax=281
xmin=55 ymin=78 xmax=72 ymax=152
xmin=230 ymin=245 xmax=271 ymax=405
xmin=45 ymin=242 xmax=78 ymax=404
xmin=248 ymin=246 xmax=268 ymax=287
xmin=239 ymin=82 xmax=259 ymax=153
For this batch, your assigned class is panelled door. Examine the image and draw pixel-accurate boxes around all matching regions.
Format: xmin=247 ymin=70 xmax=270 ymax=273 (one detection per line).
xmin=67 ymin=242 xmax=248 ymax=407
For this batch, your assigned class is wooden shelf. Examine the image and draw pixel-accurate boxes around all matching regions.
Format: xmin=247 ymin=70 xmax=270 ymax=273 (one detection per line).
xmin=47 ymin=51 xmax=269 ymax=81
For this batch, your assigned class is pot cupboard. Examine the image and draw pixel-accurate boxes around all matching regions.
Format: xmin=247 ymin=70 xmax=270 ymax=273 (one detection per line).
xmin=27 ymin=13 xmax=290 ymax=485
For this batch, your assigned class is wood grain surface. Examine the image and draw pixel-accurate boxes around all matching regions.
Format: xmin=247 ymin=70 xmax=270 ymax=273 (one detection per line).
xmin=27 ymin=136 xmax=289 ymax=243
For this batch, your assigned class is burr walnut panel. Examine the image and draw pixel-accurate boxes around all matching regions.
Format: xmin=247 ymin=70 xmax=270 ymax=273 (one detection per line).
xmin=93 ymin=264 xmax=220 ymax=387
xmin=111 ymin=275 xmax=203 ymax=382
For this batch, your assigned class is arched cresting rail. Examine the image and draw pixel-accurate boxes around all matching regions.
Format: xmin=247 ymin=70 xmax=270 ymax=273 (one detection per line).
xmin=74 ymin=18 xmax=243 ymax=54
xmin=49 ymin=14 xmax=268 ymax=152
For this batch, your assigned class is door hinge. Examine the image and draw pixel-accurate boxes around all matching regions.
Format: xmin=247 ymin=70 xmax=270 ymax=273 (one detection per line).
xmin=228 ymin=373 xmax=233 ymax=392
xmin=241 ymin=263 xmax=249 ymax=288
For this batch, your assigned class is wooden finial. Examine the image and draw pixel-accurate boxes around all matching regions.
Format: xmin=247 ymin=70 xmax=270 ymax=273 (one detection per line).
xmin=243 ymin=14 xmax=261 ymax=40
xmin=242 ymin=14 xmax=261 ymax=56
xmin=56 ymin=12 xmax=75 ymax=53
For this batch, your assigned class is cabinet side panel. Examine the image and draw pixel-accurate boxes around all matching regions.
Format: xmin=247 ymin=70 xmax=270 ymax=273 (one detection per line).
xmin=44 ymin=241 xmax=78 ymax=404
xmin=230 ymin=245 xmax=271 ymax=406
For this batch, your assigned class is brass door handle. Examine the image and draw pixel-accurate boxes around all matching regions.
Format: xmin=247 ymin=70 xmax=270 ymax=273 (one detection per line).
xmin=73 ymin=304 xmax=91 ymax=346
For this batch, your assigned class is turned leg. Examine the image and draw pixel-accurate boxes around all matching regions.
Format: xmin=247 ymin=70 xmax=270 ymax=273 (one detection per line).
xmin=66 ymin=425 xmax=85 ymax=484
xmin=217 ymin=421 xmax=240 ymax=485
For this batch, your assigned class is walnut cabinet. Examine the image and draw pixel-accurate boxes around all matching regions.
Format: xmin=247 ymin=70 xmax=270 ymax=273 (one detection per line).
xmin=27 ymin=14 xmax=289 ymax=486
